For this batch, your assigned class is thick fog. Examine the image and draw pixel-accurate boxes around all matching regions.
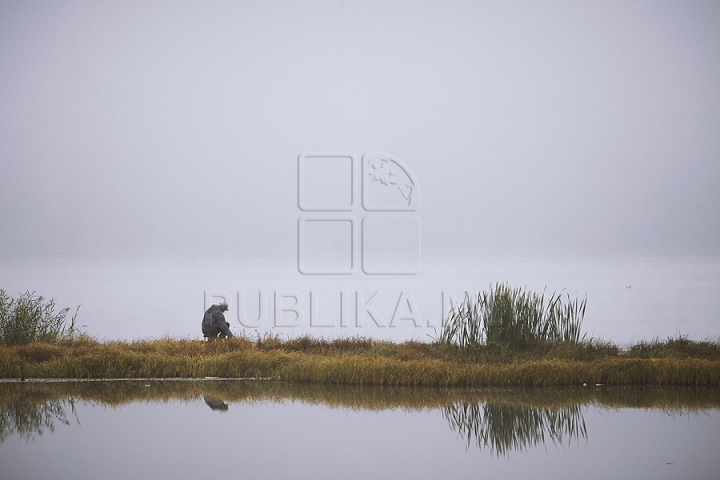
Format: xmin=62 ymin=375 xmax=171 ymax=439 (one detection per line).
xmin=2 ymin=1 xmax=719 ymax=259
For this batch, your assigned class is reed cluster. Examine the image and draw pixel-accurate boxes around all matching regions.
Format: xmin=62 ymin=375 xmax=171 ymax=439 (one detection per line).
xmin=0 ymin=290 xmax=79 ymax=346
xmin=439 ymin=283 xmax=586 ymax=352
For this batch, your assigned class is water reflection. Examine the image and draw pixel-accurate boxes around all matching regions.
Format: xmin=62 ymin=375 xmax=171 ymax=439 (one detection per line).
xmin=1 ymin=380 xmax=718 ymax=456
xmin=0 ymin=396 xmax=77 ymax=442
xmin=443 ymin=402 xmax=586 ymax=455
xmin=204 ymin=396 xmax=229 ymax=411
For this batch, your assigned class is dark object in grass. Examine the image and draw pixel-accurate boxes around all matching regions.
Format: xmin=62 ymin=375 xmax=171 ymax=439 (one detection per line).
xmin=202 ymin=302 xmax=233 ymax=341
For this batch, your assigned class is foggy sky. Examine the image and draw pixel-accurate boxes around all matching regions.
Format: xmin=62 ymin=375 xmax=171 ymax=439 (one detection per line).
xmin=1 ymin=0 xmax=719 ymax=259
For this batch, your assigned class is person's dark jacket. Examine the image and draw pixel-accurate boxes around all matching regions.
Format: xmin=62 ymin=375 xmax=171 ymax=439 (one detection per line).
xmin=202 ymin=305 xmax=232 ymax=336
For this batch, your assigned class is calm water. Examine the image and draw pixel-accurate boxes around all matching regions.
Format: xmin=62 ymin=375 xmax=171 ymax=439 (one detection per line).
xmin=1 ymin=256 xmax=719 ymax=343
xmin=1 ymin=381 xmax=719 ymax=480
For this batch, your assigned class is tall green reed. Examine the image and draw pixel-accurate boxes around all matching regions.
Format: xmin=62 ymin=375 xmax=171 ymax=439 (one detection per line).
xmin=0 ymin=290 xmax=79 ymax=346
xmin=440 ymin=283 xmax=586 ymax=349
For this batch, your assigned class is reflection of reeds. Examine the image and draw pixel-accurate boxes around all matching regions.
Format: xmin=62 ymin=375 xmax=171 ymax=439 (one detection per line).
xmin=0 ymin=397 xmax=76 ymax=442
xmin=442 ymin=401 xmax=587 ymax=456
xmin=2 ymin=381 xmax=718 ymax=450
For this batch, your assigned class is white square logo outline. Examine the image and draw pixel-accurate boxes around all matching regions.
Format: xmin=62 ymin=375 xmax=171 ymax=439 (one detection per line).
xmin=297 ymin=152 xmax=421 ymax=275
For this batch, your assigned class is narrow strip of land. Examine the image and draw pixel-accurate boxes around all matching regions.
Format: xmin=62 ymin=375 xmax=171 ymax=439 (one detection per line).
xmin=2 ymin=335 xmax=718 ymax=386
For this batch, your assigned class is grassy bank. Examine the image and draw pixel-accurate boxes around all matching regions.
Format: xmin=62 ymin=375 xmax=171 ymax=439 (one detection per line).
xmin=1 ymin=334 xmax=719 ymax=386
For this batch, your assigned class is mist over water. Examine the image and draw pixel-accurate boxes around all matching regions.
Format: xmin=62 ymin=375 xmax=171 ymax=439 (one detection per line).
xmin=2 ymin=7 xmax=719 ymax=479
xmin=1 ymin=1 xmax=719 ymax=260
xmin=1 ymin=256 xmax=717 ymax=343
xmin=1 ymin=3 xmax=719 ymax=341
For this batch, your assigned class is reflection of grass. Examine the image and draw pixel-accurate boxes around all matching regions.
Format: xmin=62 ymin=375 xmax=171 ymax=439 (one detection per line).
xmin=443 ymin=402 xmax=587 ymax=456
xmin=1 ymin=334 xmax=719 ymax=386
xmin=2 ymin=381 xmax=719 ymax=412
xmin=0 ymin=396 xmax=76 ymax=442
xmin=1 ymin=381 xmax=718 ymax=451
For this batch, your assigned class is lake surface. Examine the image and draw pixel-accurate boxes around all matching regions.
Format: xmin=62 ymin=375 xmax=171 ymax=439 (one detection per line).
xmin=1 ymin=256 xmax=719 ymax=343
xmin=1 ymin=380 xmax=719 ymax=480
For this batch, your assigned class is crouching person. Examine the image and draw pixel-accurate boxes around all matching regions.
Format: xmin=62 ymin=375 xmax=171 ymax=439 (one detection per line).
xmin=202 ymin=302 xmax=233 ymax=340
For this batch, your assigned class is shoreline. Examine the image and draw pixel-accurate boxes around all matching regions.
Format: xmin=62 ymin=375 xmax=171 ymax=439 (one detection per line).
xmin=2 ymin=335 xmax=719 ymax=386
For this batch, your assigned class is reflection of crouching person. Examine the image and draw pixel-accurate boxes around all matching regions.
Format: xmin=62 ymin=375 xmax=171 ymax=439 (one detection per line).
xmin=202 ymin=302 xmax=233 ymax=340
xmin=204 ymin=396 xmax=229 ymax=411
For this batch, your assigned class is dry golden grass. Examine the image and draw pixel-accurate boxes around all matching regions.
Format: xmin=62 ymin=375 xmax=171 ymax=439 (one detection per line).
xmin=1 ymin=334 xmax=719 ymax=386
